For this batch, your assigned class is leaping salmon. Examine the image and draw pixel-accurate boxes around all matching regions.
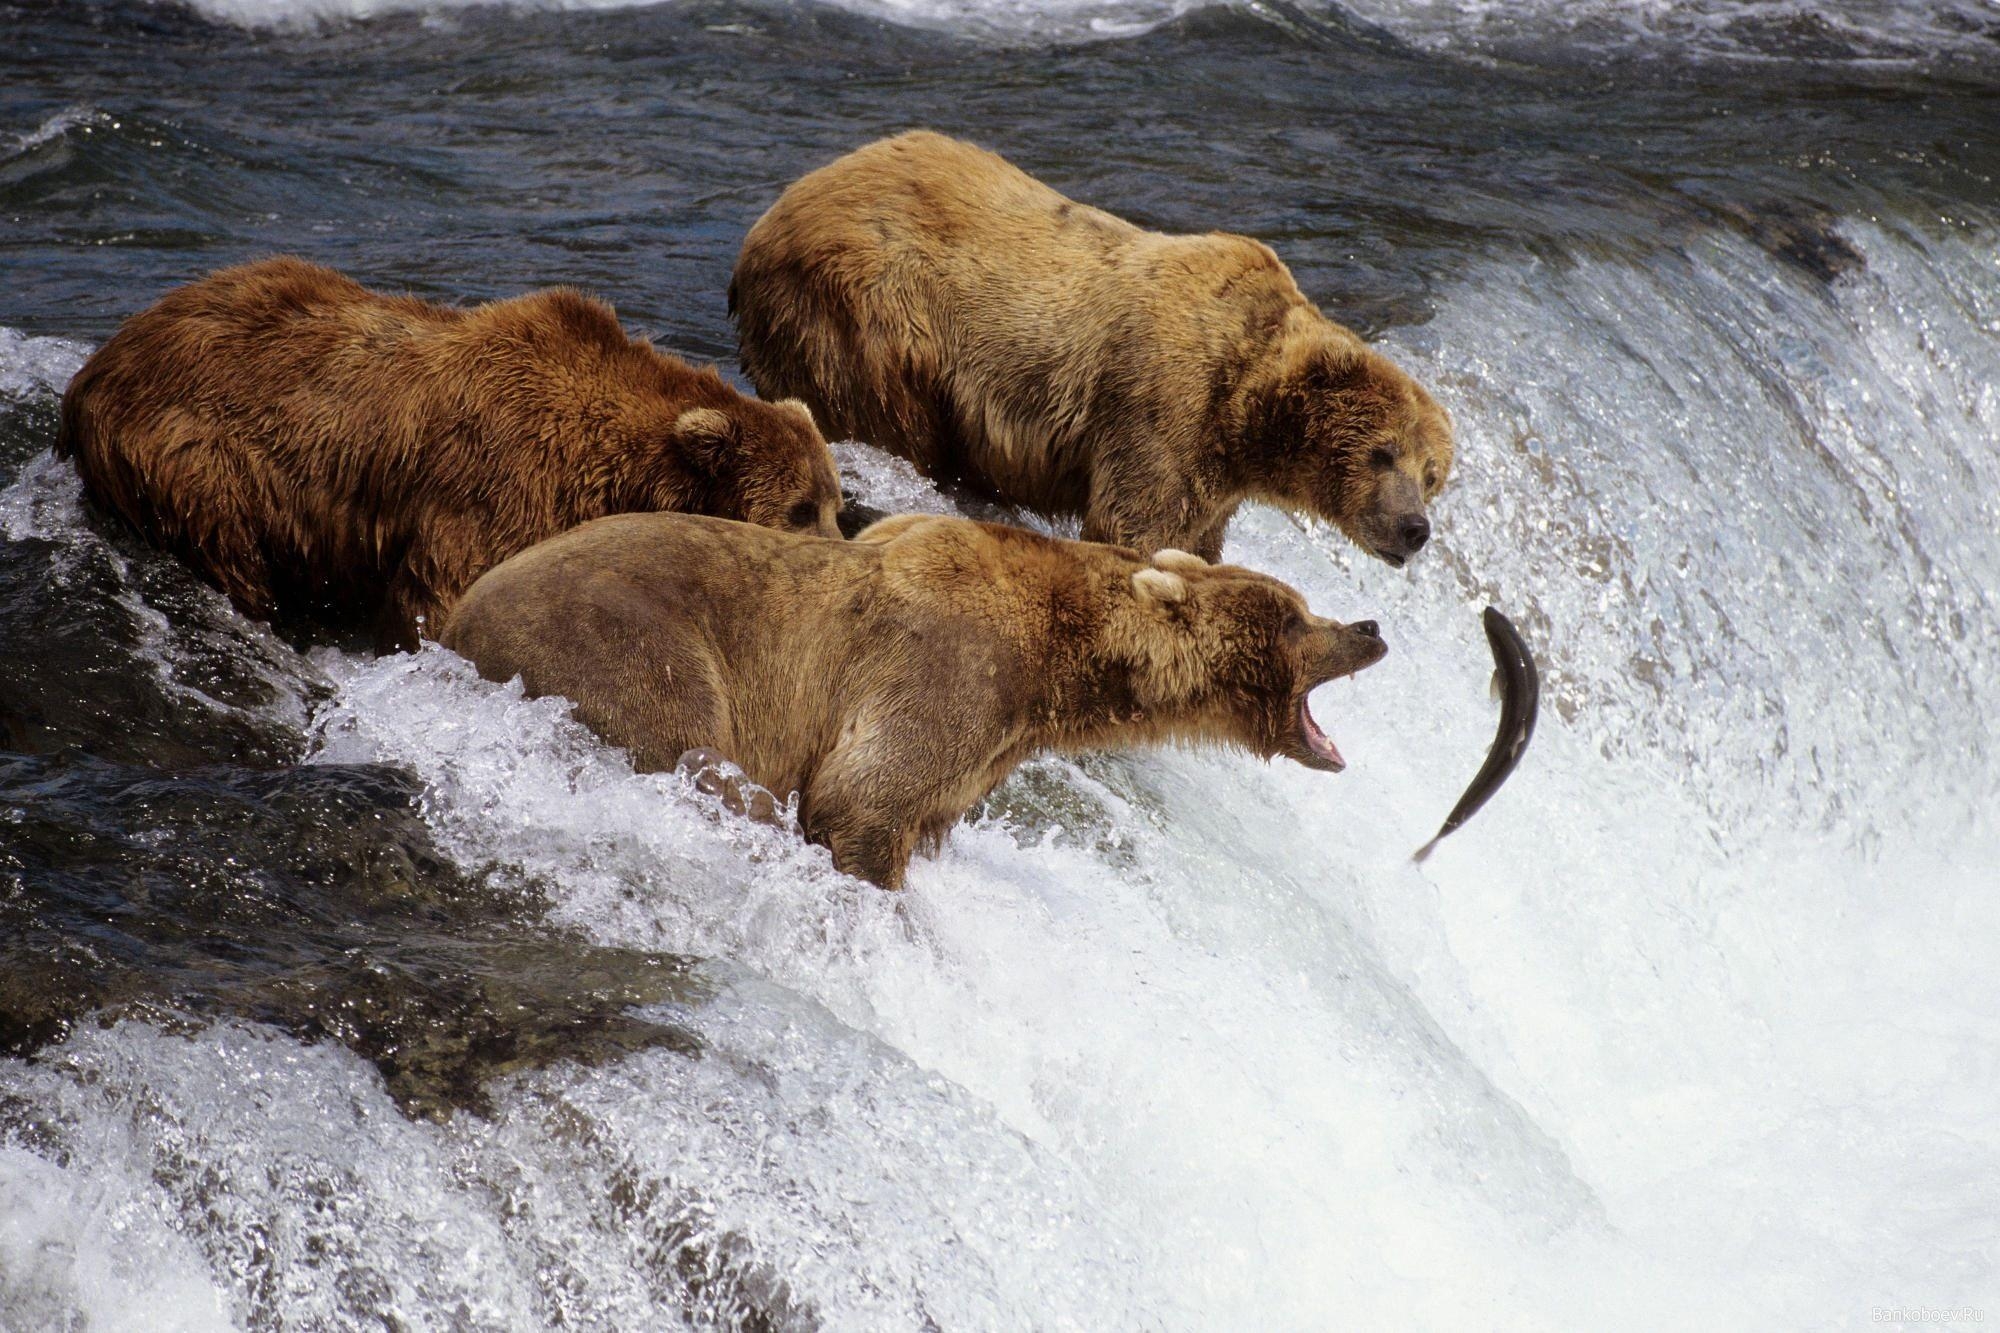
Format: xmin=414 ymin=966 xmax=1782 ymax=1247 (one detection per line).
xmin=1414 ymin=606 xmax=1539 ymax=862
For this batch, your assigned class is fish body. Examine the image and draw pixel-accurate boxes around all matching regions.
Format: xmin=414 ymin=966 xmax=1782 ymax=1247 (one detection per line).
xmin=1414 ymin=606 xmax=1539 ymax=861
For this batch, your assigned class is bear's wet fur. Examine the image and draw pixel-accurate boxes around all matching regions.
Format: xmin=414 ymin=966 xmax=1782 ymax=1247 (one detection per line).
xmin=441 ymin=511 xmax=1387 ymax=889
xmin=731 ymin=130 xmax=1453 ymax=565
xmin=58 ymin=256 xmax=843 ymax=649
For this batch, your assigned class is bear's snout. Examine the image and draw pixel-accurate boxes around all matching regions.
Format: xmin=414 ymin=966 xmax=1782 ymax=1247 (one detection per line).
xmin=1330 ymin=618 xmax=1389 ymax=677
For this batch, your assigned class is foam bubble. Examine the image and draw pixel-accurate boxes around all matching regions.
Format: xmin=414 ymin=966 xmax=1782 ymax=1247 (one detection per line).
xmin=833 ymin=439 xmax=964 ymax=518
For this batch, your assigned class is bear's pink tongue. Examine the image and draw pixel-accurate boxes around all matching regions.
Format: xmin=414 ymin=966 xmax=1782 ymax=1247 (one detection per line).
xmin=1300 ymin=696 xmax=1346 ymax=770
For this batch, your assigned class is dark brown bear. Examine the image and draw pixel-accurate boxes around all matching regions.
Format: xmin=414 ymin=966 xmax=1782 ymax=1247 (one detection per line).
xmin=58 ymin=256 xmax=843 ymax=648
xmin=730 ymin=130 xmax=1454 ymax=565
xmin=441 ymin=511 xmax=1387 ymax=889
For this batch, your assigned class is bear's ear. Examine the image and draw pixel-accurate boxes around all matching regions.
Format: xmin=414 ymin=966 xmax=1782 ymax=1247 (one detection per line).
xmin=1132 ymin=568 xmax=1188 ymax=605
xmin=674 ymin=407 xmax=736 ymax=460
xmin=773 ymin=398 xmax=817 ymax=429
xmin=1151 ymin=548 xmax=1208 ymax=574
xmin=1298 ymin=343 xmax=1371 ymax=396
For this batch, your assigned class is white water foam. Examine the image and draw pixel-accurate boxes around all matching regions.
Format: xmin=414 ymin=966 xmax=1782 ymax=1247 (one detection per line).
xmin=0 ymin=1145 xmax=235 ymax=1332
xmin=166 ymin=0 xmax=647 ymax=28
xmin=0 ymin=328 xmax=89 ymax=404
xmin=831 ymin=439 xmax=963 ymax=519
xmin=1335 ymin=0 xmax=2000 ymax=63
xmin=4 ymin=216 xmax=1998 ymax=1326
xmin=159 ymin=0 xmax=1204 ymax=37
xmin=150 ymin=0 xmax=2000 ymax=64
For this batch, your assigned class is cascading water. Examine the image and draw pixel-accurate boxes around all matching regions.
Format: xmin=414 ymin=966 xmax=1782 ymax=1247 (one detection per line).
xmin=2 ymin=1 xmax=1996 ymax=1328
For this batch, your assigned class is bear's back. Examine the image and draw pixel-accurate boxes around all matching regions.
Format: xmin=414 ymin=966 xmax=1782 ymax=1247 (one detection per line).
xmin=451 ymin=513 xmax=868 ymax=643
xmin=443 ymin=514 xmax=882 ymax=758
xmin=163 ymin=256 xmax=454 ymax=358
xmin=66 ymin=258 xmax=466 ymax=432
xmin=453 ymin=286 xmax=716 ymax=434
xmin=100 ymin=259 xmax=674 ymax=407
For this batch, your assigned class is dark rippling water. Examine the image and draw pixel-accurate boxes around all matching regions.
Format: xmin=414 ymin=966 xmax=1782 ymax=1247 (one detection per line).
xmin=3 ymin=2 xmax=1998 ymax=1328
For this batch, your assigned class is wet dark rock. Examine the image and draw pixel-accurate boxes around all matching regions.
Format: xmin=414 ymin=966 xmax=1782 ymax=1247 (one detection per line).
xmin=0 ymin=418 xmax=315 ymax=769
xmin=970 ymin=753 xmax=1143 ymax=868
xmin=0 ymin=752 xmax=705 ymax=1119
xmin=1716 ymin=197 xmax=1867 ymax=283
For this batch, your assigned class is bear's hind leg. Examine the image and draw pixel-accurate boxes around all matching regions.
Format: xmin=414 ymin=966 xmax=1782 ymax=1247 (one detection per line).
xmin=801 ymin=695 xmax=1002 ymax=890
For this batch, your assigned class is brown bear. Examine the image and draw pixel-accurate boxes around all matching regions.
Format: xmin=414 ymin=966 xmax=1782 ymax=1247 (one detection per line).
xmin=440 ymin=510 xmax=1387 ymax=889
xmin=58 ymin=256 xmax=844 ymax=649
xmin=729 ymin=130 xmax=1454 ymax=565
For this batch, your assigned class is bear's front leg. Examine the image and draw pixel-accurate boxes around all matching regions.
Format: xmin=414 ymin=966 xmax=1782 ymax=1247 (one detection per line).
xmin=819 ymin=819 xmax=916 ymax=891
xmin=800 ymin=768 xmax=917 ymax=888
xmin=380 ymin=560 xmax=447 ymax=653
xmin=1081 ymin=464 xmax=1216 ymax=559
xmin=804 ymin=729 xmax=950 ymax=891
xmin=801 ymin=670 xmax=1010 ymax=889
xmin=1183 ymin=511 xmax=1233 ymax=564
xmin=385 ymin=513 xmax=501 ymax=652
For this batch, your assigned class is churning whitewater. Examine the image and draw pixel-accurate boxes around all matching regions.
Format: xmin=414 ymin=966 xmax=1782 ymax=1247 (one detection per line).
xmin=2 ymin=0 xmax=1997 ymax=1329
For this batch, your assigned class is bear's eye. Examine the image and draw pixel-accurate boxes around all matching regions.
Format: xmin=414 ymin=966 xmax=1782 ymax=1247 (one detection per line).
xmin=787 ymin=500 xmax=821 ymax=530
xmin=1424 ymin=466 xmax=1441 ymax=495
xmin=1370 ymin=447 xmax=1397 ymax=470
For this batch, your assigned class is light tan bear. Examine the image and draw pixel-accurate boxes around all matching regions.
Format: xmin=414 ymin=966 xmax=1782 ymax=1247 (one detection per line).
xmin=441 ymin=511 xmax=1387 ymax=888
xmin=59 ymin=257 xmax=843 ymax=649
xmin=731 ymin=130 xmax=1452 ymax=564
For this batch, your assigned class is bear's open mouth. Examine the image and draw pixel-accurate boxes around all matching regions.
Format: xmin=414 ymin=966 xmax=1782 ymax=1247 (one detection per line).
xmin=1297 ymin=695 xmax=1345 ymax=772
xmin=1373 ymin=548 xmax=1408 ymax=568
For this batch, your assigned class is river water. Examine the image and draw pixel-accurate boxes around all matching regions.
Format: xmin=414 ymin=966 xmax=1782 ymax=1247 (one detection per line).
xmin=3 ymin=1 xmax=1998 ymax=1328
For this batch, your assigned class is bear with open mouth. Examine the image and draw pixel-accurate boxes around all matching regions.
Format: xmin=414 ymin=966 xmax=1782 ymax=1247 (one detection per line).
xmin=442 ymin=510 xmax=1387 ymax=889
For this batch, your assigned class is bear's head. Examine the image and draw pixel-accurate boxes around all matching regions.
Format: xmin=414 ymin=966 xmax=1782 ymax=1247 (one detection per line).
xmin=672 ymin=398 xmax=844 ymax=540
xmin=1247 ymin=317 xmax=1454 ymax=568
xmin=1116 ymin=548 xmax=1388 ymax=772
